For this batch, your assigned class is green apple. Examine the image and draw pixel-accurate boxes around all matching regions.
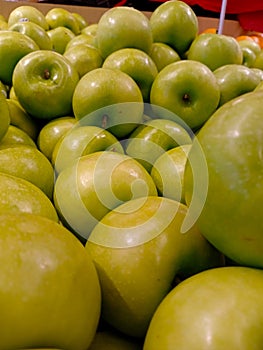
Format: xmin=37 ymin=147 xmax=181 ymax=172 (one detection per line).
xmin=240 ymin=46 xmax=257 ymax=67
xmin=9 ymin=21 xmax=53 ymax=50
xmin=6 ymin=98 xmax=39 ymax=141
xmin=7 ymin=5 xmax=49 ymax=30
xmin=102 ymin=48 xmax=158 ymax=102
xmin=0 ymin=144 xmax=54 ymax=199
xmin=125 ymin=117 xmax=193 ymax=172
xmin=12 ymin=50 xmax=79 ymax=120
xmin=53 ymin=125 xmax=124 ymax=174
xmin=86 ymin=196 xmax=224 ymax=338
xmin=213 ymin=64 xmax=261 ymax=106
xmin=149 ymin=42 xmax=181 ymax=72
xmin=0 ymin=93 xmax=10 ymax=142
xmin=64 ymin=44 xmax=103 ymax=78
xmin=0 ymin=80 xmax=8 ymax=98
xmin=54 ymin=151 xmax=158 ymax=241
xmin=0 ymin=30 xmax=39 ymax=86
xmin=184 ymin=90 xmax=263 ymax=267
xmin=0 ymin=212 xmax=101 ymax=350
xmin=151 ymin=144 xmax=192 ymax=203
xmin=150 ymin=60 xmax=220 ymax=130
xmin=47 ymin=26 xmax=75 ymax=54
xmin=254 ymin=80 xmax=263 ymax=91
xmin=0 ymin=172 xmax=58 ymax=222
xmin=187 ymin=33 xmax=243 ymax=71
xmin=37 ymin=116 xmax=77 ymax=161
xmin=0 ymin=124 xmax=36 ymax=149
xmin=65 ymin=33 xmax=97 ymax=51
xmin=72 ymin=69 xmax=144 ymax=138
xmin=82 ymin=23 xmax=98 ymax=36
xmin=0 ymin=19 xmax=8 ymax=30
xmin=150 ymin=0 xmax=198 ymax=56
xmin=144 ymin=266 xmax=263 ymax=350
xmin=251 ymin=67 xmax=263 ymax=81
xmin=72 ymin=12 xmax=88 ymax=30
xmin=252 ymin=50 xmax=263 ymax=69
xmin=45 ymin=7 xmax=80 ymax=35
xmin=96 ymin=6 xmax=153 ymax=59
xmin=238 ymin=38 xmax=261 ymax=56
xmin=89 ymin=330 xmax=142 ymax=350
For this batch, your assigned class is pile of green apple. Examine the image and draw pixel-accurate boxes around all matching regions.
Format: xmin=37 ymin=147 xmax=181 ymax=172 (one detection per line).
xmin=1 ymin=0 xmax=263 ymax=349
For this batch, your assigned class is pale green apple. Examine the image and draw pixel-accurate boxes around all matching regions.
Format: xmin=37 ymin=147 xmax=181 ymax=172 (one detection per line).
xmin=96 ymin=6 xmax=153 ymax=59
xmin=238 ymin=38 xmax=261 ymax=56
xmin=0 ymin=93 xmax=10 ymax=142
xmin=72 ymin=12 xmax=88 ymax=30
xmin=47 ymin=26 xmax=75 ymax=54
xmin=150 ymin=0 xmax=198 ymax=56
xmin=144 ymin=266 xmax=263 ymax=350
xmin=213 ymin=64 xmax=261 ymax=106
xmin=12 ymin=50 xmax=79 ymax=120
xmin=102 ymin=48 xmax=158 ymax=102
xmin=0 ymin=172 xmax=58 ymax=222
xmin=0 ymin=212 xmax=101 ymax=350
xmin=86 ymin=196 xmax=224 ymax=338
xmin=54 ymin=151 xmax=158 ymax=241
xmin=45 ymin=7 xmax=80 ymax=35
xmin=240 ymin=46 xmax=257 ymax=67
xmin=149 ymin=42 xmax=181 ymax=72
xmin=72 ymin=69 xmax=144 ymax=138
xmin=150 ymin=60 xmax=220 ymax=130
xmin=9 ymin=21 xmax=53 ymax=50
xmin=65 ymin=33 xmax=97 ymax=51
xmin=0 ymin=124 xmax=36 ymax=149
xmin=82 ymin=23 xmax=98 ymax=36
xmin=7 ymin=5 xmax=49 ymax=30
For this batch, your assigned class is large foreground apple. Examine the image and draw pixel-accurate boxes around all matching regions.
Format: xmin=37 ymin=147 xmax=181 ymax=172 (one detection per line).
xmin=0 ymin=213 xmax=101 ymax=350
xmin=86 ymin=196 xmax=224 ymax=338
xmin=184 ymin=90 xmax=263 ymax=267
xmin=144 ymin=266 xmax=263 ymax=349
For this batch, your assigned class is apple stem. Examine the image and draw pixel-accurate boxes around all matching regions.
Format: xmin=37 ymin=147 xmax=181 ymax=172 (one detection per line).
xmin=43 ymin=69 xmax=50 ymax=80
xmin=182 ymin=93 xmax=191 ymax=105
xmin=101 ymin=114 xmax=108 ymax=129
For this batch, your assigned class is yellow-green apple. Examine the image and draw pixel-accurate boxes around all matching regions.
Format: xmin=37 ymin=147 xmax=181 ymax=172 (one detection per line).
xmin=250 ymin=67 xmax=263 ymax=81
xmin=0 ymin=19 xmax=8 ymax=30
xmin=7 ymin=5 xmax=49 ymax=30
xmin=149 ymin=42 xmax=181 ymax=72
xmin=252 ymin=50 xmax=263 ymax=69
xmin=0 ymin=144 xmax=54 ymax=199
xmin=240 ymin=46 xmax=257 ymax=67
xmin=65 ymin=33 xmax=97 ymax=51
xmin=54 ymin=151 xmax=157 ymax=241
xmin=0 ymin=172 xmax=58 ymax=222
xmin=102 ymin=48 xmax=158 ymax=102
xmin=0 ymin=124 xmax=36 ymax=149
xmin=47 ymin=27 xmax=75 ymax=54
xmin=151 ymin=144 xmax=192 ymax=203
xmin=53 ymin=125 xmax=124 ymax=174
xmin=37 ymin=116 xmax=77 ymax=161
xmin=0 ymin=80 xmax=8 ymax=98
xmin=144 ymin=266 xmax=263 ymax=350
xmin=86 ymin=196 xmax=224 ymax=338
xmin=9 ymin=21 xmax=53 ymax=50
xmin=96 ymin=6 xmax=153 ymax=59
xmin=0 ymin=93 xmax=10 ymax=142
xmin=125 ymin=117 xmax=192 ymax=172
xmin=187 ymin=33 xmax=243 ymax=71
xmin=72 ymin=69 xmax=144 ymax=138
xmin=213 ymin=64 xmax=261 ymax=106
xmin=0 ymin=212 xmax=101 ymax=350
xmin=150 ymin=0 xmax=198 ymax=56
xmin=72 ymin=12 xmax=87 ymax=30
xmin=45 ymin=7 xmax=80 ymax=35
xmin=184 ymin=90 xmax=263 ymax=268
xmin=82 ymin=23 xmax=98 ymax=36
xmin=12 ymin=50 xmax=79 ymax=120
xmin=89 ymin=330 xmax=143 ymax=350
xmin=150 ymin=60 xmax=220 ymax=130
xmin=238 ymin=38 xmax=261 ymax=56
xmin=64 ymin=44 xmax=103 ymax=78
xmin=6 ymin=98 xmax=39 ymax=141
xmin=0 ymin=30 xmax=39 ymax=86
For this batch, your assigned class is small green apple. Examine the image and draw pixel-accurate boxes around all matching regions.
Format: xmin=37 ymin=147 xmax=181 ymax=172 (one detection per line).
xmin=81 ymin=23 xmax=98 ymax=36
xmin=72 ymin=12 xmax=88 ymax=30
xmin=72 ymin=69 xmax=144 ymax=138
xmin=0 ymin=80 xmax=8 ymax=98
xmin=150 ymin=60 xmax=220 ymax=130
xmin=252 ymin=50 xmax=263 ymax=69
xmin=47 ymin=26 xmax=75 ymax=54
xmin=45 ymin=7 xmax=80 ymax=35
xmin=238 ymin=38 xmax=261 ymax=56
xmin=54 ymin=151 xmax=158 ymax=241
xmin=7 ymin=5 xmax=49 ymax=30
xmin=65 ymin=33 xmax=97 ymax=51
xmin=12 ymin=50 xmax=79 ymax=120
xmin=150 ymin=0 xmax=198 ymax=56
xmin=213 ymin=64 xmax=261 ymax=106
xmin=240 ymin=46 xmax=257 ymax=67
xmin=149 ymin=42 xmax=181 ymax=72
xmin=0 ymin=93 xmax=10 ymax=142
xmin=96 ymin=6 xmax=153 ymax=59
xmin=102 ymin=48 xmax=158 ymax=102
xmin=0 ymin=124 xmax=36 ymax=149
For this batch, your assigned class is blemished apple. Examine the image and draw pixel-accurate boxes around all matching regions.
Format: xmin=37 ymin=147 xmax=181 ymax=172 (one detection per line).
xmin=143 ymin=266 xmax=263 ymax=350
xmin=149 ymin=42 xmax=181 ymax=72
xmin=96 ymin=6 xmax=153 ymax=59
xmin=86 ymin=196 xmax=224 ymax=338
xmin=47 ymin=27 xmax=76 ymax=54
xmin=0 ymin=124 xmax=36 ymax=149
xmin=0 ymin=93 xmax=10 ymax=142
xmin=184 ymin=89 xmax=263 ymax=268
xmin=45 ymin=7 xmax=80 ymax=35
xmin=7 ymin=5 xmax=49 ymax=30
xmin=150 ymin=0 xmax=198 ymax=56
xmin=102 ymin=48 xmax=158 ymax=102
xmin=0 ymin=212 xmax=101 ymax=350
xmin=54 ymin=151 xmax=158 ymax=241
xmin=12 ymin=50 xmax=79 ymax=120
xmin=150 ymin=60 xmax=220 ymax=130
xmin=72 ymin=69 xmax=144 ymax=139
xmin=213 ymin=64 xmax=261 ymax=106
xmin=187 ymin=33 xmax=243 ymax=71
xmin=0 ymin=172 xmax=58 ymax=222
